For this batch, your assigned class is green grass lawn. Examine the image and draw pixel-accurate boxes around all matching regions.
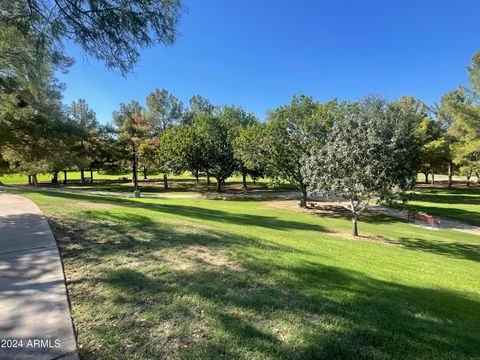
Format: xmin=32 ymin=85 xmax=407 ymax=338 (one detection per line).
xmin=396 ymin=187 xmax=480 ymax=227
xmin=0 ymin=171 xmax=274 ymax=185
xmin=13 ymin=187 xmax=480 ymax=359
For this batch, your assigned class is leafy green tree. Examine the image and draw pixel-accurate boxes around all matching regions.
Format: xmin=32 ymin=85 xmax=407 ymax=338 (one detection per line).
xmin=143 ymin=88 xmax=183 ymax=184
xmin=68 ymin=99 xmax=102 ymax=182
xmin=397 ymin=97 xmax=451 ymax=184
xmin=146 ymin=88 xmax=184 ymax=133
xmin=233 ymin=123 xmax=269 ymax=186
xmin=440 ymin=80 xmax=480 ymax=186
xmin=182 ymin=95 xmax=216 ymax=125
xmin=222 ymin=106 xmax=258 ymax=188
xmin=266 ymin=95 xmax=339 ymax=207
xmin=0 ymin=1 xmax=72 ymax=150
xmin=196 ymin=114 xmax=236 ymax=192
xmin=302 ymin=97 xmax=421 ymax=236
xmin=2 ymin=102 xmax=81 ymax=186
xmin=155 ymin=126 xmax=188 ymax=187
xmin=113 ymin=101 xmax=147 ymax=194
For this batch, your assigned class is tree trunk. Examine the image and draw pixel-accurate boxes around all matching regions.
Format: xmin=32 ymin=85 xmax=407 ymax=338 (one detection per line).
xmin=352 ymin=212 xmax=359 ymax=236
xmin=253 ymin=178 xmax=256 ymax=185
xmin=216 ymin=178 xmax=222 ymax=192
xmin=466 ymin=175 xmax=471 ymax=187
xmin=132 ymin=143 xmax=139 ymax=191
xmin=63 ymin=170 xmax=67 ymax=184
xmin=206 ymin=170 xmax=211 ymax=185
xmin=143 ymin=166 xmax=147 ymax=180
xmin=447 ymin=162 xmax=453 ymax=188
xmin=424 ymin=172 xmax=429 ymax=184
xmin=163 ymin=174 xmax=169 ymax=189
xmin=195 ymin=170 xmax=199 ymax=183
xmin=90 ymin=169 xmax=94 ymax=183
xmin=299 ymin=184 xmax=307 ymax=208
xmin=28 ymin=175 xmax=32 ymax=186
xmin=431 ymin=172 xmax=435 ymax=185
xmin=32 ymin=174 xmax=38 ymax=188
xmin=81 ymin=169 xmax=85 ymax=183
xmin=242 ymin=171 xmax=247 ymax=189
xmin=52 ymin=172 xmax=58 ymax=184
xmin=476 ymin=173 xmax=480 ymax=185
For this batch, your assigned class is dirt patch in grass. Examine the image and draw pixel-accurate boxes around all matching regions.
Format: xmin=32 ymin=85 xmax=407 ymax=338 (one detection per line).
xmin=163 ymin=245 xmax=245 ymax=272
xmin=268 ymin=200 xmax=397 ymax=245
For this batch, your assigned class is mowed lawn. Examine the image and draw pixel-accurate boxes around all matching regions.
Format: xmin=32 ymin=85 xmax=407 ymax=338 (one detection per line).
xmin=15 ymin=189 xmax=480 ymax=359
xmin=399 ymin=187 xmax=480 ymax=227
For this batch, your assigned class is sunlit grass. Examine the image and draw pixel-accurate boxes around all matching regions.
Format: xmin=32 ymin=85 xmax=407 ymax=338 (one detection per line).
xmin=13 ymin=187 xmax=480 ymax=359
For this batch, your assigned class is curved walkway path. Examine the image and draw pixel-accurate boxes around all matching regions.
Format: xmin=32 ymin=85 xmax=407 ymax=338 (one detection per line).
xmin=0 ymin=193 xmax=78 ymax=360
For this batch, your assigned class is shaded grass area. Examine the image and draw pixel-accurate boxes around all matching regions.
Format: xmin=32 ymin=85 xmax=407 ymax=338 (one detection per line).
xmin=0 ymin=172 xmax=275 ymax=186
xmin=395 ymin=187 xmax=480 ymax=227
xmin=15 ymin=189 xmax=480 ymax=359
xmin=1 ymin=173 xmax=295 ymax=195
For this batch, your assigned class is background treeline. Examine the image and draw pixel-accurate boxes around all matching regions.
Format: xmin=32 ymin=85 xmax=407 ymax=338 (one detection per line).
xmin=1 ymin=0 xmax=480 ymax=207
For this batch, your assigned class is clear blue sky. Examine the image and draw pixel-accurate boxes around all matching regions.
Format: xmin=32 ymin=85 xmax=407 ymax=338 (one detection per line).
xmin=58 ymin=0 xmax=480 ymax=123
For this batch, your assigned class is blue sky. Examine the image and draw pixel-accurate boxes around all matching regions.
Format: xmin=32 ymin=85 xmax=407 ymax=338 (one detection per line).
xmin=58 ymin=0 xmax=480 ymax=123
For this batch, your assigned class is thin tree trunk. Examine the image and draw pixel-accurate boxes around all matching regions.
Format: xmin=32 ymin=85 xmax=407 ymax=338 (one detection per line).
xmin=32 ymin=174 xmax=38 ymax=188
xmin=431 ymin=172 xmax=435 ymax=185
xmin=207 ymin=170 xmax=211 ymax=185
xmin=352 ymin=212 xmax=359 ymax=236
xmin=195 ymin=170 xmax=199 ymax=183
xmin=216 ymin=178 xmax=222 ymax=192
xmin=52 ymin=172 xmax=58 ymax=184
xmin=132 ymin=143 xmax=138 ymax=191
xmin=28 ymin=175 xmax=32 ymax=186
xmin=299 ymin=184 xmax=307 ymax=208
xmin=63 ymin=170 xmax=67 ymax=184
xmin=143 ymin=166 xmax=147 ymax=180
xmin=466 ymin=175 xmax=471 ymax=187
xmin=242 ymin=171 xmax=247 ymax=189
xmin=448 ymin=162 xmax=453 ymax=188
xmin=424 ymin=172 xmax=429 ymax=184
xmin=163 ymin=174 xmax=169 ymax=189
xmin=90 ymin=169 xmax=94 ymax=183
xmin=81 ymin=169 xmax=85 ymax=183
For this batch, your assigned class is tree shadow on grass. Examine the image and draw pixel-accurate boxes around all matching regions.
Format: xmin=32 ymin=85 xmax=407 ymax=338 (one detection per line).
xmin=44 ymin=202 xmax=480 ymax=359
xmin=93 ymin=258 xmax=480 ymax=359
xmin=49 ymin=210 xmax=307 ymax=270
xmin=36 ymin=190 xmax=330 ymax=233
xmin=398 ymin=237 xmax=480 ymax=262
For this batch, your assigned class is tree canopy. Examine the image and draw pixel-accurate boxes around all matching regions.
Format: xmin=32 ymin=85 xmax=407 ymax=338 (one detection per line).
xmin=302 ymin=96 xmax=421 ymax=236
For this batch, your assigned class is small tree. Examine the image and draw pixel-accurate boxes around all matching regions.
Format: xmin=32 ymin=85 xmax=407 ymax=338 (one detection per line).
xmin=302 ymin=97 xmax=420 ymax=236
xmin=113 ymin=101 xmax=148 ymax=195
xmin=196 ymin=114 xmax=236 ymax=192
xmin=266 ymin=96 xmax=339 ymax=207
xmin=222 ymin=105 xmax=258 ymax=188
xmin=233 ymin=123 xmax=269 ymax=185
xmin=145 ymin=88 xmax=183 ymax=184
xmin=155 ymin=126 xmax=187 ymax=188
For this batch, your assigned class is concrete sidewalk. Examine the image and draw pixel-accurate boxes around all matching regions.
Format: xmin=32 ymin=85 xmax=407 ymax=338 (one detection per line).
xmin=0 ymin=193 xmax=78 ymax=360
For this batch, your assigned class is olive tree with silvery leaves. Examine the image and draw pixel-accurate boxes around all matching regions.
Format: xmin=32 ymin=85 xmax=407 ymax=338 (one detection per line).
xmin=302 ymin=96 xmax=421 ymax=236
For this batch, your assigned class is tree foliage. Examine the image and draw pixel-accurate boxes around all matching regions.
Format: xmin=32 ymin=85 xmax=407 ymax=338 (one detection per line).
xmin=302 ymin=96 xmax=421 ymax=236
xmin=13 ymin=0 xmax=184 ymax=75
xmin=266 ymin=95 xmax=340 ymax=207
